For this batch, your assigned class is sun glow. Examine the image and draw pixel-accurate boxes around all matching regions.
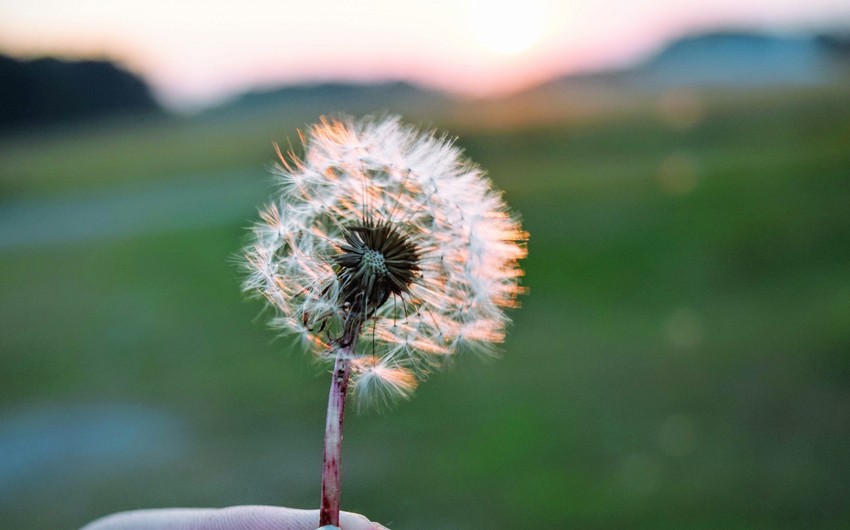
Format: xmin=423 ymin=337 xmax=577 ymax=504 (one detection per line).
xmin=467 ymin=0 xmax=549 ymax=55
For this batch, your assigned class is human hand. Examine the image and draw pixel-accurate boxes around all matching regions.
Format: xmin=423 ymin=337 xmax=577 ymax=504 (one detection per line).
xmin=80 ymin=505 xmax=389 ymax=530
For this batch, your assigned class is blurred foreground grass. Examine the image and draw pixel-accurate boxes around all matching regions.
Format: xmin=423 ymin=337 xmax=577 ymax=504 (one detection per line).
xmin=1 ymin=87 xmax=849 ymax=529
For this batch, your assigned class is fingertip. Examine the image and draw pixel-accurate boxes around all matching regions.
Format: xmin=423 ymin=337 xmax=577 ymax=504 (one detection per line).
xmin=338 ymin=511 xmax=390 ymax=530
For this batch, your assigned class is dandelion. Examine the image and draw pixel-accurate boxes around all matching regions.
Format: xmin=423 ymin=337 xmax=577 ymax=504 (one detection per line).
xmin=242 ymin=115 xmax=526 ymax=527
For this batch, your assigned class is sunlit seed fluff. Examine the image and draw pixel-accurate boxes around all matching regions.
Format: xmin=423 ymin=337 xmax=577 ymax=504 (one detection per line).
xmin=243 ymin=116 xmax=527 ymax=407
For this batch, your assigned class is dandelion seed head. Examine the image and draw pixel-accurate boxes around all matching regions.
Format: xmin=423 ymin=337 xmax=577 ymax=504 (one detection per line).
xmin=243 ymin=115 xmax=527 ymax=406
xmin=349 ymin=356 xmax=418 ymax=411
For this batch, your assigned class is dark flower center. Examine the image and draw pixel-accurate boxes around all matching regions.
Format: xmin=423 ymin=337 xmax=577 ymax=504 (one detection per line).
xmin=334 ymin=216 xmax=419 ymax=332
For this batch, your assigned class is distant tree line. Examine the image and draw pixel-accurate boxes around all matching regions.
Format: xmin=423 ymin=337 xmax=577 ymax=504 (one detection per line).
xmin=816 ymin=33 xmax=850 ymax=58
xmin=0 ymin=54 xmax=162 ymax=130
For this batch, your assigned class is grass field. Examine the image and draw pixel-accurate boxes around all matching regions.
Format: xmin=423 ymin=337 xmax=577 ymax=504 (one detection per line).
xmin=1 ymin=87 xmax=849 ymax=529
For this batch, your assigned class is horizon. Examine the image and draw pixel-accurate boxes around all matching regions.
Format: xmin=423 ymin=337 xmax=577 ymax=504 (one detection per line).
xmin=1 ymin=0 xmax=849 ymax=111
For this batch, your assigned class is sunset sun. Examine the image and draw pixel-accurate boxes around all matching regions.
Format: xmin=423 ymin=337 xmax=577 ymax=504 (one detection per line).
xmin=467 ymin=0 xmax=548 ymax=55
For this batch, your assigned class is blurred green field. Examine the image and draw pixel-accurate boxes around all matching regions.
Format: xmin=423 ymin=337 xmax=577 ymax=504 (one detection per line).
xmin=1 ymin=87 xmax=849 ymax=529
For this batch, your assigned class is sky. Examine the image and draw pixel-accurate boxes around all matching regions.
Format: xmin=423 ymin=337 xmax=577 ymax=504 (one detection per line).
xmin=1 ymin=0 xmax=849 ymax=110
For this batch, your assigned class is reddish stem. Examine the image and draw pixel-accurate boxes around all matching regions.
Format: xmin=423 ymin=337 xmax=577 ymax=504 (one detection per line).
xmin=319 ymin=337 xmax=356 ymax=527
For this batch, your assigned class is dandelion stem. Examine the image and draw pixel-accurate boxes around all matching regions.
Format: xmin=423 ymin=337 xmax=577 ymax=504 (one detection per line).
xmin=320 ymin=330 xmax=358 ymax=527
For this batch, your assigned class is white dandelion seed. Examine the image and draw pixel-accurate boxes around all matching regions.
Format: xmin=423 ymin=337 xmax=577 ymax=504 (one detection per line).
xmin=242 ymin=115 xmax=526 ymax=527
